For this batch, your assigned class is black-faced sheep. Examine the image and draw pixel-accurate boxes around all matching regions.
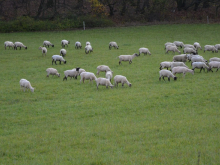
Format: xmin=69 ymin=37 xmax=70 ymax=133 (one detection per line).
xmin=14 ymin=42 xmax=27 ymax=50
xmin=118 ymin=53 xmax=139 ymax=65
xmin=159 ymin=70 xmax=177 ymax=81
xmin=46 ymin=68 xmax=60 ymax=77
xmin=114 ymin=75 xmax=131 ymax=87
xmin=61 ymin=40 xmax=70 ymax=48
xmin=172 ymin=67 xmax=194 ymax=77
xmin=43 ymin=41 xmax=54 ymax=48
xmin=39 ymin=46 xmax=47 ymax=56
xmin=96 ymin=78 xmax=114 ymax=89
xmin=52 ymin=55 xmax=66 ymax=65
xmin=63 ymin=68 xmax=80 ymax=80
xmin=204 ymin=45 xmax=218 ymax=53
xmin=109 ymin=42 xmax=119 ymax=49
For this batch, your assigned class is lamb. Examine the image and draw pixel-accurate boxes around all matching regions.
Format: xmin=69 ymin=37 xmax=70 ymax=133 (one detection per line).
xmin=173 ymin=54 xmax=188 ymax=62
xmin=114 ymin=75 xmax=132 ymax=87
xmin=61 ymin=40 xmax=70 ymax=48
xmin=60 ymin=49 xmax=67 ymax=57
xmin=86 ymin=41 xmax=91 ymax=45
xmin=214 ymin=44 xmax=220 ymax=50
xmin=172 ymin=66 xmax=194 ymax=77
xmin=194 ymin=42 xmax=202 ymax=50
xmin=39 ymin=46 xmax=47 ymax=56
xmin=80 ymin=72 xmax=97 ymax=84
xmin=170 ymin=62 xmax=189 ymax=70
xmin=183 ymin=47 xmax=197 ymax=54
xmin=4 ymin=41 xmax=14 ymax=50
xmin=96 ymin=78 xmax=114 ymax=89
xmin=52 ymin=55 xmax=66 ymax=65
xmin=192 ymin=62 xmax=209 ymax=72
xmin=46 ymin=68 xmax=60 ymax=77
xmin=204 ymin=45 xmax=218 ymax=53
xmin=208 ymin=61 xmax=220 ymax=72
xmin=14 ymin=42 xmax=27 ymax=50
xmin=209 ymin=57 xmax=220 ymax=62
xmin=173 ymin=41 xmax=184 ymax=48
xmin=43 ymin=41 xmax=54 ymax=48
xmin=191 ymin=56 xmax=208 ymax=65
xmin=97 ymin=65 xmax=112 ymax=75
xmin=85 ymin=45 xmax=93 ymax=54
xmin=159 ymin=61 xmax=172 ymax=70
xmin=106 ymin=71 xmax=113 ymax=81
xmin=165 ymin=45 xmax=181 ymax=54
xmin=118 ymin=53 xmax=139 ymax=65
xmin=63 ymin=67 xmax=80 ymax=80
xmin=109 ymin=41 xmax=119 ymax=49
xmin=19 ymin=79 xmax=34 ymax=92
xmin=139 ymin=47 xmax=151 ymax=55
xmin=75 ymin=41 xmax=82 ymax=49
xmin=159 ymin=70 xmax=177 ymax=81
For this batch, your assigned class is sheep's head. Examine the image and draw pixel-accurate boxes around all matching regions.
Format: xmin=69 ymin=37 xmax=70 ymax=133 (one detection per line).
xmin=64 ymin=61 xmax=67 ymax=64
xmin=76 ymin=67 xmax=80 ymax=71
xmin=57 ymin=73 xmax=61 ymax=77
xmin=174 ymin=77 xmax=177 ymax=81
xmin=129 ymin=83 xmax=132 ymax=87
xmin=25 ymin=47 xmax=27 ymax=49
xmin=52 ymin=45 xmax=54 ymax=47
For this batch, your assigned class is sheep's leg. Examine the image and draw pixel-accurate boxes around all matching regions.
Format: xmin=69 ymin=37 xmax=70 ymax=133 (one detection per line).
xmin=168 ymin=77 xmax=170 ymax=81
xmin=129 ymin=61 xmax=132 ymax=64
xmin=59 ymin=61 xmax=61 ymax=64
xmin=159 ymin=77 xmax=161 ymax=81
xmin=199 ymin=68 xmax=202 ymax=73
xmin=216 ymin=68 xmax=219 ymax=72
xmin=122 ymin=83 xmax=124 ymax=87
xmin=163 ymin=77 xmax=165 ymax=81
xmin=119 ymin=61 xmax=121 ymax=65
xmin=63 ymin=76 xmax=67 ymax=81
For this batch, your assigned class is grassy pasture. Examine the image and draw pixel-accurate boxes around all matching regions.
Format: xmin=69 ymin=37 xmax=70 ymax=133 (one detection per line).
xmin=0 ymin=24 xmax=220 ymax=164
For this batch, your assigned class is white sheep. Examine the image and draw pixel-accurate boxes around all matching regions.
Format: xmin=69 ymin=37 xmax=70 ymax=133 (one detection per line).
xmin=184 ymin=44 xmax=196 ymax=50
xmin=96 ymin=78 xmax=114 ymax=89
xmin=14 ymin=42 xmax=27 ymax=50
xmin=114 ymin=75 xmax=132 ymax=87
xmin=173 ymin=54 xmax=188 ymax=62
xmin=75 ymin=41 xmax=82 ymax=49
xmin=214 ymin=44 xmax=220 ymax=50
xmin=187 ymin=54 xmax=204 ymax=62
xmin=4 ymin=41 xmax=14 ymax=50
xmin=204 ymin=45 xmax=218 ymax=53
xmin=194 ymin=42 xmax=202 ymax=50
xmin=209 ymin=57 xmax=220 ymax=62
xmin=61 ymin=40 xmax=70 ymax=48
xmin=39 ymin=46 xmax=47 ymax=56
xmin=170 ymin=62 xmax=189 ymax=70
xmin=164 ymin=42 xmax=176 ymax=49
xmin=109 ymin=41 xmax=119 ymax=49
xmin=183 ymin=47 xmax=197 ymax=54
xmin=72 ymin=68 xmax=86 ymax=76
xmin=85 ymin=45 xmax=93 ymax=54
xmin=139 ymin=47 xmax=151 ymax=55
xmin=173 ymin=41 xmax=184 ymax=48
xmin=159 ymin=61 xmax=172 ymax=70
xmin=191 ymin=56 xmax=208 ymax=65
xmin=106 ymin=71 xmax=113 ymax=81
xmin=60 ymin=49 xmax=67 ymax=57
xmin=43 ymin=41 xmax=54 ymax=48
xmin=97 ymin=65 xmax=112 ymax=75
xmin=172 ymin=66 xmax=194 ymax=77
xmin=208 ymin=61 xmax=220 ymax=72
xmin=52 ymin=55 xmax=66 ymax=65
xmin=80 ymin=72 xmax=97 ymax=84
xmin=86 ymin=41 xmax=91 ymax=46
xmin=46 ymin=68 xmax=60 ymax=77
xmin=63 ymin=67 xmax=80 ymax=80
xmin=165 ymin=45 xmax=181 ymax=54
xmin=192 ymin=62 xmax=209 ymax=72
xmin=19 ymin=79 xmax=34 ymax=92
xmin=159 ymin=70 xmax=177 ymax=81
xmin=118 ymin=53 xmax=139 ymax=65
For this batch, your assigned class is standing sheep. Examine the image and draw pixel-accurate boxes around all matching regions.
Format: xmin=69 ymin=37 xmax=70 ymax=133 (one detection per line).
xmin=61 ymin=40 xmax=70 ymax=48
xmin=4 ymin=41 xmax=14 ymax=50
xmin=204 ymin=45 xmax=218 ymax=53
xmin=97 ymin=65 xmax=112 ymax=75
xmin=109 ymin=42 xmax=119 ymax=49
xmin=19 ymin=79 xmax=34 ymax=92
xmin=214 ymin=44 xmax=220 ymax=50
xmin=118 ymin=53 xmax=139 ymax=65
xmin=173 ymin=54 xmax=188 ymax=62
xmin=43 ymin=41 xmax=54 ymax=48
xmin=192 ymin=62 xmax=209 ymax=72
xmin=85 ymin=45 xmax=93 ymax=54
xmin=39 ymin=46 xmax=47 ymax=56
xmin=209 ymin=57 xmax=220 ymax=62
xmin=63 ymin=68 xmax=80 ymax=80
xmin=72 ymin=68 xmax=86 ymax=76
xmin=165 ymin=45 xmax=181 ymax=54
xmin=173 ymin=41 xmax=184 ymax=48
xmin=80 ymin=72 xmax=97 ymax=84
xmin=183 ymin=47 xmax=197 ymax=54
xmin=170 ymin=62 xmax=189 ymax=70
xmin=96 ymin=78 xmax=114 ymax=89
xmin=106 ymin=71 xmax=113 ymax=81
xmin=14 ymin=42 xmax=27 ymax=50
xmin=164 ymin=42 xmax=176 ymax=49
xmin=75 ymin=41 xmax=82 ymax=49
xmin=159 ymin=61 xmax=172 ymax=70
xmin=60 ymin=49 xmax=67 ymax=57
xmin=172 ymin=66 xmax=194 ymax=77
xmin=208 ymin=61 xmax=220 ymax=72
xmin=194 ymin=42 xmax=202 ymax=50
xmin=139 ymin=47 xmax=151 ymax=55
xmin=159 ymin=70 xmax=177 ymax=81
xmin=86 ymin=41 xmax=91 ymax=46
xmin=114 ymin=75 xmax=132 ymax=87
xmin=46 ymin=68 xmax=60 ymax=77
xmin=52 ymin=55 xmax=66 ymax=65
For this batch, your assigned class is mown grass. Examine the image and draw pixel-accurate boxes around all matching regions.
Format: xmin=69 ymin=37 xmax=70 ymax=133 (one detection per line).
xmin=0 ymin=24 xmax=220 ymax=164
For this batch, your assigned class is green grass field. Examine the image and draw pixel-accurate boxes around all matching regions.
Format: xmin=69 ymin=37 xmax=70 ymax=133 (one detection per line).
xmin=1 ymin=24 xmax=220 ymax=164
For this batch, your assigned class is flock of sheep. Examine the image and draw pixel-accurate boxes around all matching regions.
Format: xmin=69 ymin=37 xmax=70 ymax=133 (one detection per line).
xmin=160 ymin=41 xmax=220 ymax=81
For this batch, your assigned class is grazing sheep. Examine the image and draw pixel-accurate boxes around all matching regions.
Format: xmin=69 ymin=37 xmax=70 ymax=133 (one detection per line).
xmin=109 ymin=42 xmax=119 ymax=49
xmin=183 ymin=47 xmax=197 ymax=54
xmin=86 ymin=41 xmax=91 ymax=46
xmin=159 ymin=61 xmax=172 ymax=70
xmin=19 ymin=79 xmax=34 ymax=92
xmin=114 ymin=75 xmax=132 ymax=87
xmin=46 ymin=68 xmax=60 ymax=77
xmin=165 ymin=45 xmax=181 ymax=54
xmin=192 ymin=62 xmax=209 ymax=72
xmin=72 ymin=68 xmax=86 ymax=76
xmin=63 ymin=67 xmax=80 ymax=81
xmin=14 ymin=42 xmax=27 ymax=50
xmin=170 ymin=62 xmax=189 ymax=70
xmin=191 ymin=56 xmax=208 ymax=65
xmin=85 ymin=45 xmax=93 ymax=54
xmin=173 ymin=41 xmax=184 ymax=48
xmin=159 ymin=70 xmax=177 ymax=81
xmin=204 ymin=45 xmax=218 ymax=53
xmin=4 ymin=41 xmax=14 ymax=50
xmin=75 ymin=41 xmax=82 ymax=49
xmin=52 ymin=55 xmax=66 ymax=65
xmin=164 ymin=42 xmax=176 ymax=49
xmin=214 ymin=44 xmax=220 ymax=50
xmin=80 ymin=72 xmax=97 ymax=84
xmin=173 ymin=54 xmax=188 ymax=62
xmin=118 ymin=53 xmax=139 ymax=65
xmin=184 ymin=44 xmax=196 ymax=50
xmin=39 ymin=46 xmax=47 ymax=56
xmin=106 ymin=71 xmax=113 ymax=81
xmin=172 ymin=66 xmax=194 ymax=77
xmin=43 ymin=41 xmax=54 ymax=48
xmin=209 ymin=57 xmax=220 ymax=62
xmin=139 ymin=47 xmax=151 ymax=55
xmin=60 ymin=49 xmax=67 ymax=57
xmin=187 ymin=54 xmax=205 ymax=62
xmin=208 ymin=61 xmax=220 ymax=72
xmin=97 ymin=65 xmax=112 ymax=75
xmin=194 ymin=42 xmax=202 ymax=50
xmin=96 ymin=78 xmax=114 ymax=89
xmin=61 ymin=40 xmax=70 ymax=48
